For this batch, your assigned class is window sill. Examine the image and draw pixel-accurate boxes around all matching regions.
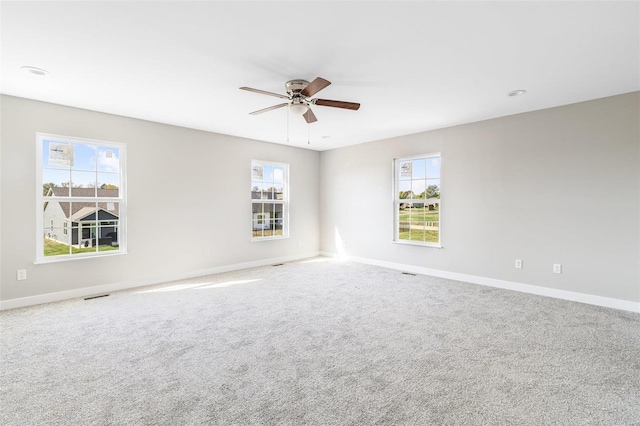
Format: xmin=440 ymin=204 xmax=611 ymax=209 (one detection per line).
xmin=392 ymin=240 xmax=443 ymax=249
xmin=34 ymin=250 xmax=127 ymax=265
xmin=250 ymin=235 xmax=289 ymax=242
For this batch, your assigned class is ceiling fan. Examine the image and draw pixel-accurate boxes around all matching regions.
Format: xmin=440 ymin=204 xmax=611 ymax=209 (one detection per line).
xmin=240 ymin=77 xmax=360 ymax=123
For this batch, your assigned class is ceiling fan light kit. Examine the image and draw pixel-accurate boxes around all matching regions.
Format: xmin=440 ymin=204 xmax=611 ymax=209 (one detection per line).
xmin=289 ymin=101 xmax=309 ymax=115
xmin=240 ymin=77 xmax=360 ymax=125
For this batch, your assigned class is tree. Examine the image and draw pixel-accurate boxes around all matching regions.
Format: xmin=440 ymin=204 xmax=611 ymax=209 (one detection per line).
xmin=61 ymin=181 xmax=84 ymax=188
xmin=424 ymin=185 xmax=440 ymax=199
xmin=100 ymin=184 xmax=118 ymax=190
xmin=42 ymin=182 xmax=57 ymax=196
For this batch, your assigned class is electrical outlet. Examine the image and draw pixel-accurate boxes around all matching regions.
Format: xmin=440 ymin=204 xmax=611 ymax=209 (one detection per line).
xmin=553 ymin=264 xmax=562 ymax=274
xmin=515 ymin=259 xmax=523 ymax=269
xmin=17 ymin=269 xmax=27 ymax=281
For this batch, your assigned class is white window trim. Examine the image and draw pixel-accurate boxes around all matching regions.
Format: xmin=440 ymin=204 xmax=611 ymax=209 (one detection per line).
xmin=35 ymin=133 xmax=127 ymax=264
xmin=393 ymin=153 xmax=442 ymax=248
xmin=250 ymin=160 xmax=289 ymax=241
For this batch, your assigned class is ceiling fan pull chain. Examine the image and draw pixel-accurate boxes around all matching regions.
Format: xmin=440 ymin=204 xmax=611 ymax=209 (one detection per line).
xmin=287 ymin=105 xmax=290 ymax=143
xmin=308 ymin=122 xmax=310 ymax=145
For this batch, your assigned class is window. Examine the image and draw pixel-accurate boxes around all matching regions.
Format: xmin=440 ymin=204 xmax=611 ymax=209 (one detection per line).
xmin=394 ymin=154 xmax=441 ymax=246
xmin=36 ymin=133 xmax=126 ymax=262
xmin=251 ymin=160 xmax=288 ymax=240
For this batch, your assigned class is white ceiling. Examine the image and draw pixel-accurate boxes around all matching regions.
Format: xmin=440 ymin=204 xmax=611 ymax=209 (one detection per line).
xmin=1 ymin=1 xmax=638 ymax=151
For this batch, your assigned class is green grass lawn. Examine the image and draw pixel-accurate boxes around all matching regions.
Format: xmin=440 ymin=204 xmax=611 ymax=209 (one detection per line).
xmin=398 ymin=207 xmax=439 ymax=242
xmin=44 ymin=238 xmax=119 ymax=256
xmin=252 ymin=229 xmax=284 ymax=238
xmin=399 ymin=229 xmax=439 ymax=243
xmin=398 ymin=207 xmax=439 ymax=222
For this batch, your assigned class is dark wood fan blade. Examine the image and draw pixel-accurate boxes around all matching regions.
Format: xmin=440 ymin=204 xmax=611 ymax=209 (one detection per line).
xmin=300 ymin=77 xmax=331 ymax=97
xmin=303 ymin=108 xmax=318 ymax=123
xmin=314 ymin=99 xmax=360 ymax=110
xmin=240 ymin=87 xmax=289 ymax=100
xmin=249 ymin=103 xmax=288 ymax=115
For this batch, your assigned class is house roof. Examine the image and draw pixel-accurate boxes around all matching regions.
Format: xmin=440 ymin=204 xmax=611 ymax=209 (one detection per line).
xmin=49 ymin=187 xmax=118 ymax=198
xmin=69 ymin=206 xmax=118 ymax=222
xmin=46 ymin=187 xmax=119 ymax=218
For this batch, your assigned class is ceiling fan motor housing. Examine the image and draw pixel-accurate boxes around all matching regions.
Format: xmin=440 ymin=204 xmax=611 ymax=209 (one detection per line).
xmin=287 ymin=80 xmax=311 ymax=114
xmin=285 ymin=79 xmax=309 ymax=96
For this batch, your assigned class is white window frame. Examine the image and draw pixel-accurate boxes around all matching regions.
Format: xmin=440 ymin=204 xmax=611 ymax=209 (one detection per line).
xmin=36 ymin=133 xmax=127 ymax=263
xmin=250 ymin=160 xmax=289 ymax=241
xmin=393 ymin=153 xmax=442 ymax=248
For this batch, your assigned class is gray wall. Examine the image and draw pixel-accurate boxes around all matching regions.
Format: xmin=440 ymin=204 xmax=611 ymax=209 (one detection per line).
xmin=320 ymin=92 xmax=640 ymax=303
xmin=1 ymin=95 xmax=320 ymax=301
xmin=2 ymin=93 xmax=638 ymax=305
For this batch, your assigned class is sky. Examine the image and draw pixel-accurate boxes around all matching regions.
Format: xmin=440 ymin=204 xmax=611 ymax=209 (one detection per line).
xmin=398 ymin=157 xmax=441 ymax=197
xmin=252 ymin=163 xmax=284 ymax=192
xmin=42 ymin=139 xmax=120 ymax=189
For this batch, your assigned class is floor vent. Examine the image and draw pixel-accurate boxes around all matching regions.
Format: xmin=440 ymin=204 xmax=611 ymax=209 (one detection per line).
xmin=402 ymin=272 xmax=417 ymax=276
xmin=84 ymin=294 xmax=110 ymax=300
xmin=272 ymin=263 xmax=284 ymax=267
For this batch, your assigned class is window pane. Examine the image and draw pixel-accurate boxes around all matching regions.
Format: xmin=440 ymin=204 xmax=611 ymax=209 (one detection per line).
xmin=398 ymin=180 xmax=411 ymax=199
xmin=252 ymin=203 xmax=265 ymax=237
xmin=76 ymin=231 xmax=96 ymax=252
xmin=413 ymin=204 xmax=426 ymax=223
xmin=412 ymin=180 xmax=426 ymax=199
xmin=273 ymin=167 xmax=284 ymax=184
xmin=412 ymin=159 xmax=426 ymax=179
xmin=263 ymin=165 xmax=274 ymax=184
xmin=97 ymin=147 xmax=120 ymax=172
xmin=99 ymin=201 xmax=119 ymax=217
xmin=251 ymin=164 xmax=264 ymax=181
xmin=97 ymin=173 xmax=119 ymax=196
xmin=274 ymin=203 xmax=283 ymax=221
xmin=251 ymin=181 xmax=262 ymax=200
xmin=70 ymin=171 xmax=97 ymax=195
xmin=42 ymin=169 xmax=71 ymax=197
xmin=425 ymin=227 xmax=440 ymax=243
xmin=274 ymin=184 xmax=284 ymax=200
xmin=398 ymin=161 xmax=412 ymax=180
xmin=425 ymin=208 xmax=439 ymax=243
xmin=73 ymin=222 xmax=98 ymax=253
xmin=44 ymin=229 xmax=71 ymax=257
xmin=398 ymin=202 xmax=410 ymax=240
xmin=71 ymin=143 xmax=96 ymax=171
xmin=409 ymin=221 xmax=424 ymax=241
xmin=42 ymin=140 xmax=72 ymax=169
xmin=263 ymin=203 xmax=275 ymax=217
xmin=425 ymin=179 xmax=440 ymax=199
xmin=98 ymin=225 xmax=119 ymax=252
xmin=426 ymin=156 xmax=441 ymax=179
xmin=261 ymin=184 xmax=274 ymax=200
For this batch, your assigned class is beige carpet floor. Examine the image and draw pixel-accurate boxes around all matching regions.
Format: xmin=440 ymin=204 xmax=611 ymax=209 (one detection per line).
xmin=1 ymin=258 xmax=639 ymax=425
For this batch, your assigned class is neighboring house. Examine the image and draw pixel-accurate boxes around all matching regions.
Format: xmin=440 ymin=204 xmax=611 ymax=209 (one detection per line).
xmin=43 ymin=187 xmax=119 ymax=247
xmin=400 ymin=197 xmax=440 ymax=210
xmin=251 ymin=189 xmax=284 ymax=231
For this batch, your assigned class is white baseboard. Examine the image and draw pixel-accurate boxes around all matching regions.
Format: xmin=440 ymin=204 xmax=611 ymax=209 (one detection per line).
xmin=319 ymin=251 xmax=640 ymax=314
xmin=0 ymin=252 xmax=320 ymax=311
